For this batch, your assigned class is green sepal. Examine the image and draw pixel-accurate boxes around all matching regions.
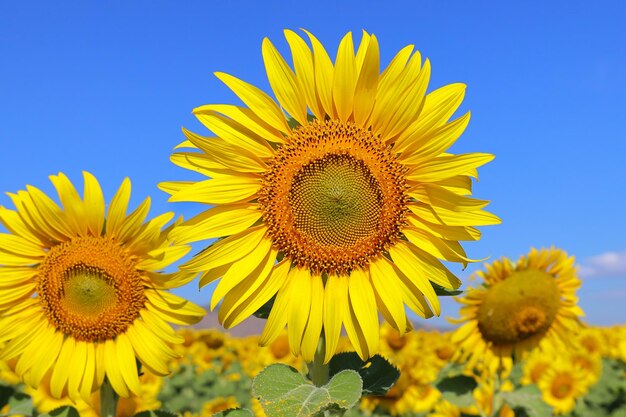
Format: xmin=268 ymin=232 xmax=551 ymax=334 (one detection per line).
xmin=431 ymin=282 xmax=463 ymax=296
xmin=252 ymin=295 xmax=275 ymax=319
xmin=328 ymin=352 xmax=400 ymax=396
xmin=252 ymin=363 xmax=362 ymax=417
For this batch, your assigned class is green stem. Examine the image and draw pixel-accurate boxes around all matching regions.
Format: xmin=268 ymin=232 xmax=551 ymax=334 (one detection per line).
xmin=100 ymin=378 xmax=119 ymax=417
xmin=308 ymin=333 xmax=329 ymax=387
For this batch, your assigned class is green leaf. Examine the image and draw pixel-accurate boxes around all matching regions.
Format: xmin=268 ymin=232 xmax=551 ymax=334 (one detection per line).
xmin=435 ymin=374 xmax=477 ymax=407
xmin=328 ymin=352 xmax=400 ymax=396
xmin=212 ymin=409 xmax=254 ymax=417
xmin=134 ymin=410 xmax=179 ymax=417
xmin=252 ymin=364 xmax=362 ymax=417
xmin=431 ymin=282 xmax=463 ymax=296
xmin=40 ymin=406 xmax=81 ymax=417
xmin=3 ymin=393 xmax=33 ymax=416
xmin=500 ymin=385 xmax=552 ymax=417
xmin=0 ymin=384 xmax=16 ymax=410
xmin=253 ymin=296 xmax=275 ymax=319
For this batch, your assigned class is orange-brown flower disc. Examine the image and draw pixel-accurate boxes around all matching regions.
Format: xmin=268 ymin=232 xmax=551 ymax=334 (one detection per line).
xmin=477 ymin=269 xmax=561 ymax=345
xmin=259 ymin=119 xmax=409 ymax=275
xmin=38 ymin=236 xmax=146 ymax=342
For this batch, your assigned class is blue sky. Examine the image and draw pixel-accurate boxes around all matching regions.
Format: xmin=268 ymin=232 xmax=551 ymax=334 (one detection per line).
xmin=1 ymin=1 xmax=625 ymax=327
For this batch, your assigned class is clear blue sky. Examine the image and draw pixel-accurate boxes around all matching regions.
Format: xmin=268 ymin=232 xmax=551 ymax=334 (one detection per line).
xmin=1 ymin=1 xmax=625 ymax=326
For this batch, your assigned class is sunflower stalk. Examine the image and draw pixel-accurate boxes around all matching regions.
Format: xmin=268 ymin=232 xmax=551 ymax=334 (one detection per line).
xmin=100 ymin=378 xmax=119 ymax=417
xmin=309 ymin=333 xmax=329 ymax=387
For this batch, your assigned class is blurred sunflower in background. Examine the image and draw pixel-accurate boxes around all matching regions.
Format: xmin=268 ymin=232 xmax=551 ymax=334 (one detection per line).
xmin=0 ymin=173 xmax=205 ymax=401
xmin=161 ymin=29 xmax=499 ymax=361
xmin=451 ymin=247 xmax=584 ymax=371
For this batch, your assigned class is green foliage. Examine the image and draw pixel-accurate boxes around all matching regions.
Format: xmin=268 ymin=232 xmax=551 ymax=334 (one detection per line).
xmin=252 ymin=363 xmax=362 ymax=417
xmin=431 ymin=282 xmax=463 ymax=297
xmin=211 ymin=409 xmax=253 ymax=417
xmin=328 ymin=352 xmax=400 ymax=396
xmin=568 ymin=358 xmax=626 ymax=417
xmin=0 ymin=383 xmax=17 ymax=411
xmin=134 ymin=410 xmax=179 ymax=417
xmin=433 ymin=364 xmax=477 ymax=409
xmin=39 ymin=406 xmax=80 ymax=417
xmin=158 ymin=362 xmax=253 ymax=415
xmin=252 ymin=296 xmax=275 ymax=319
xmin=500 ymin=385 xmax=552 ymax=417
xmin=2 ymin=392 xmax=33 ymax=416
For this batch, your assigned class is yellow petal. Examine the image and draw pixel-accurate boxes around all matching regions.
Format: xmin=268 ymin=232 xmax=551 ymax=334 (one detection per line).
xmin=67 ymin=340 xmax=87 ymax=401
xmin=115 ymin=333 xmax=141 ymax=396
xmin=343 ymin=296 xmax=368 ymax=360
xmin=301 ymin=274 xmax=324 ymax=362
xmin=389 ymin=242 xmax=440 ymax=315
xmin=194 ymin=104 xmax=285 ymax=144
xmin=83 ymin=172 xmax=105 ymax=236
xmin=406 ymin=153 xmax=495 ymax=182
xmin=408 ymin=202 xmax=501 ymax=227
xmin=181 ymin=127 xmax=268 ymax=171
xmin=80 ymin=343 xmax=96 ymax=402
xmin=395 ymin=83 xmax=467 ymax=153
xmin=194 ymin=111 xmax=274 ymax=158
xmin=303 ymin=29 xmax=335 ymax=118
xmin=146 ymin=290 xmax=206 ymax=325
xmin=259 ymin=268 xmax=295 ymax=346
xmin=104 ymin=339 xmax=129 ymax=397
xmin=50 ymin=337 xmax=75 ymax=399
xmin=219 ymin=247 xmax=278 ymax=326
xmin=0 ymin=233 xmax=45 ymax=257
xmin=117 ymin=197 xmax=151 ymax=243
xmin=222 ymin=259 xmax=290 ymax=329
xmin=287 ymin=266 xmax=312 ymax=356
xmin=369 ymin=257 xmax=407 ymax=333
xmin=323 ymin=274 xmax=347 ymax=363
xmin=353 ymin=33 xmax=379 ymax=126
xmin=262 ymin=38 xmax=308 ymax=125
xmin=408 ymin=183 xmax=489 ymax=212
xmin=332 ymin=32 xmax=356 ymax=121
xmin=106 ymin=178 xmax=131 ymax=236
xmin=126 ymin=325 xmax=170 ymax=376
xmin=26 ymin=186 xmax=74 ymax=240
xmin=284 ymin=29 xmax=324 ymax=119
xmin=181 ymin=225 xmax=266 ymax=272
xmin=400 ymin=112 xmax=470 ymax=161
xmin=211 ymin=236 xmax=273 ymax=310
xmin=348 ymin=268 xmax=379 ymax=357
xmin=167 ymin=176 xmax=260 ymax=205
xmin=49 ymin=172 xmax=87 ymax=236
xmin=168 ymin=203 xmax=261 ymax=244
xmin=214 ymin=71 xmax=290 ymax=133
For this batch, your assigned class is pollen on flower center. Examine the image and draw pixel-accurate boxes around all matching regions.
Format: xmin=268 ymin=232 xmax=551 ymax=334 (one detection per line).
xmin=259 ymin=119 xmax=409 ymax=274
xmin=38 ymin=236 xmax=146 ymax=342
xmin=476 ymin=269 xmax=561 ymax=345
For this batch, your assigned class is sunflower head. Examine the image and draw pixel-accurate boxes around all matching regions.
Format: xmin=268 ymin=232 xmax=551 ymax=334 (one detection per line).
xmin=451 ymin=247 xmax=584 ymax=369
xmin=161 ymin=29 xmax=499 ymax=361
xmin=0 ymin=172 xmax=205 ymax=400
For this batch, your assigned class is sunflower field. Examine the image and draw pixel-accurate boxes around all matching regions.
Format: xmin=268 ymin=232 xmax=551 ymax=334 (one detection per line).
xmin=1 ymin=26 xmax=625 ymax=417
xmin=2 ymin=319 xmax=626 ymax=417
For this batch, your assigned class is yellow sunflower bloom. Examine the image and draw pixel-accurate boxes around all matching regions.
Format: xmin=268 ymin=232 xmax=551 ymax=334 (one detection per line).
xmin=161 ymin=29 xmax=499 ymax=361
xmin=0 ymin=173 xmax=205 ymax=400
xmin=451 ymin=247 xmax=584 ymax=370
xmin=537 ymin=359 xmax=589 ymax=414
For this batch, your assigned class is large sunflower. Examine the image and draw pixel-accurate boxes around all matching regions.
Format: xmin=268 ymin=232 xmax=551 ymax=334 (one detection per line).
xmin=161 ymin=30 xmax=499 ymax=362
xmin=0 ymin=172 xmax=205 ymax=401
xmin=451 ymin=247 xmax=584 ymax=370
